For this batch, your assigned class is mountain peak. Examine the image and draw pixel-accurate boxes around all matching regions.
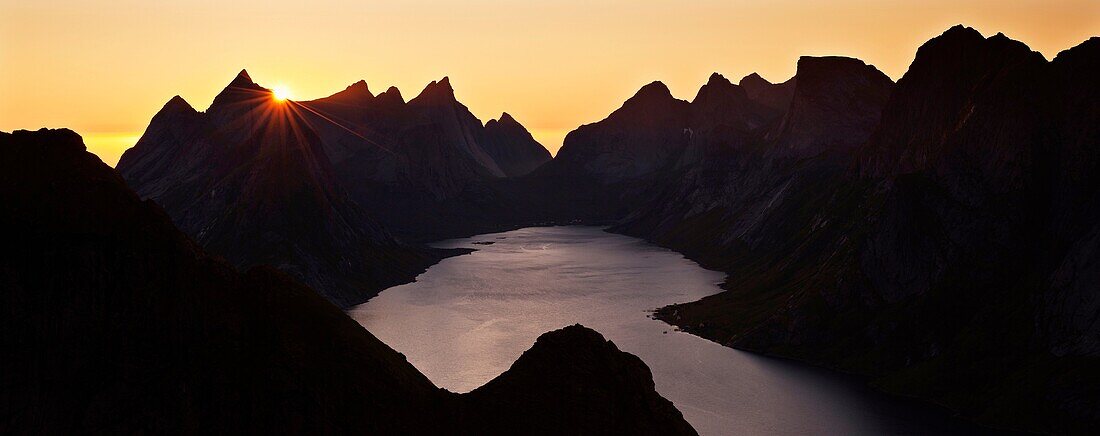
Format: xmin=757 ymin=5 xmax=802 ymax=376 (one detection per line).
xmin=739 ymin=72 xmax=771 ymax=87
xmin=857 ymin=24 xmax=1044 ymax=178
xmin=796 ymin=56 xmax=887 ymax=77
xmin=919 ymin=25 xmax=997 ymax=55
xmin=348 ymin=79 xmax=370 ymax=94
xmin=638 ymin=80 xmax=672 ymax=97
xmin=1054 ymin=36 xmax=1100 ymax=64
xmin=428 ymin=76 xmax=454 ymax=93
xmin=229 ymin=69 xmax=255 ymax=87
xmin=789 ymin=57 xmax=893 ymax=105
xmin=411 ymin=77 xmax=457 ymax=105
xmin=376 ymin=86 xmax=405 ymax=105
xmin=693 ymin=72 xmax=746 ymax=104
xmin=161 ymin=95 xmax=196 ymax=114
xmin=487 ymin=111 xmax=521 ymax=128
xmin=623 ymin=81 xmax=676 ymax=108
xmin=941 ymin=24 xmax=983 ymax=41
xmin=739 ymin=72 xmax=796 ymax=112
xmin=771 ymin=55 xmax=894 ymax=157
xmin=319 ymin=80 xmax=374 ymax=103
xmin=700 ymin=72 xmax=735 ymax=90
xmin=9 ymin=128 xmax=86 ymax=155
xmin=912 ymin=25 xmax=1040 ymax=77
xmin=603 ymin=79 xmax=690 ymax=116
xmin=207 ymin=68 xmax=268 ymax=118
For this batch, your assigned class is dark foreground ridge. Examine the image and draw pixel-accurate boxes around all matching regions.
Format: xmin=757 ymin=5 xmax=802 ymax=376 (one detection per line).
xmin=459 ymin=324 xmax=697 ymax=435
xmin=0 ymin=129 xmax=695 ymax=434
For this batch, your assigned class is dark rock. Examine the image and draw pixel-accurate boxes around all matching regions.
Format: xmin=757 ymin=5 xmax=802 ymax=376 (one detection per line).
xmin=483 ymin=112 xmax=552 ymax=177
xmin=640 ymin=27 xmax=1100 ymax=433
xmin=460 ymin=325 xmax=698 ymax=435
xmin=1 ymin=128 xmax=444 ymax=433
xmin=553 ymin=81 xmax=691 ymax=184
xmin=117 ymin=72 xmax=440 ymax=307
xmin=297 ymin=76 xmax=555 ymax=240
xmin=768 ymin=56 xmax=893 ymax=158
xmin=739 ymin=72 xmax=796 ymax=113
xmin=0 ymin=129 xmax=696 ymax=434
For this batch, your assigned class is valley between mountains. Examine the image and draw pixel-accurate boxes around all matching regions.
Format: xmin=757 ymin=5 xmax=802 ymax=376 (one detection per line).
xmin=3 ymin=25 xmax=1097 ymax=434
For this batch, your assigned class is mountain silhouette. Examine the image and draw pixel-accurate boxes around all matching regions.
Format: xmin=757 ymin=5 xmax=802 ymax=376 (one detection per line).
xmin=291 ymin=76 xmax=555 ymax=240
xmin=619 ymin=27 xmax=1098 ymax=433
xmin=102 ymin=24 xmax=1100 ymax=434
xmin=738 ymin=72 xmax=796 ymax=114
xmin=613 ymin=54 xmax=893 ymax=253
xmin=482 ymin=112 xmax=553 ymax=177
xmin=0 ymin=128 xmax=696 ymax=434
xmin=117 ymin=70 xmax=441 ymax=306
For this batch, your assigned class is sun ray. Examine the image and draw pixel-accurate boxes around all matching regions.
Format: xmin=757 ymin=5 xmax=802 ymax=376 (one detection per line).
xmin=289 ymin=101 xmax=399 ymax=157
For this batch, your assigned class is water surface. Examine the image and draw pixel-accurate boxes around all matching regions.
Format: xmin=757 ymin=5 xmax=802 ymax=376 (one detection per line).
xmin=350 ymin=226 xmax=972 ymax=435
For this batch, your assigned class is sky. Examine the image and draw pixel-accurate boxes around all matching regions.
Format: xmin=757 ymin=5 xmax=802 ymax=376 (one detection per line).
xmin=1 ymin=0 xmax=1097 ymax=166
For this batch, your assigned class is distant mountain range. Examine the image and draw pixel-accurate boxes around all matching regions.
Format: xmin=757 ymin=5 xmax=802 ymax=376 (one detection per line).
xmin=117 ymin=70 xmax=555 ymax=305
xmin=54 ymin=24 xmax=1100 ymax=433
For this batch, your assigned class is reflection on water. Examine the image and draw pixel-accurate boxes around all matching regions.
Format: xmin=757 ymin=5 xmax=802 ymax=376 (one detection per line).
xmin=349 ymin=226 xmax=974 ymax=435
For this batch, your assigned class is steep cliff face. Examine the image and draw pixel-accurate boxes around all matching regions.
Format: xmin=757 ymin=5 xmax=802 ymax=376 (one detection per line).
xmin=646 ymin=28 xmax=1100 ymax=433
xmin=117 ymin=70 xmax=438 ymax=307
xmin=0 ymin=128 xmax=696 ymax=435
xmin=768 ymin=57 xmax=893 ymax=158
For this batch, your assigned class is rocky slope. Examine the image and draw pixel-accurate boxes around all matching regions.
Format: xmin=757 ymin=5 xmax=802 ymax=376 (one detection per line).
xmin=625 ymin=27 xmax=1099 ymax=433
xmin=0 ymin=128 xmax=695 ymax=435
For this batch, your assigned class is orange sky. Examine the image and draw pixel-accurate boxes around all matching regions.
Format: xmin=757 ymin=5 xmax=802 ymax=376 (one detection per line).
xmin=2 ymin=0 xmax=1097 ymax=166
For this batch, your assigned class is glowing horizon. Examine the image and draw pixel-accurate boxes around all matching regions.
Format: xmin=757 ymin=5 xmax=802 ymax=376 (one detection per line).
xmin=1 ymin=0 xmax=1097 ymax=166
xmin=272 ymin=86 xmax=292 ymax=102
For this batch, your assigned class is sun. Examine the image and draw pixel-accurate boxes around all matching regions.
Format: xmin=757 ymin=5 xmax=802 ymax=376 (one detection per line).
xmin=272 ymin=86 xmax=291 ymax=102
